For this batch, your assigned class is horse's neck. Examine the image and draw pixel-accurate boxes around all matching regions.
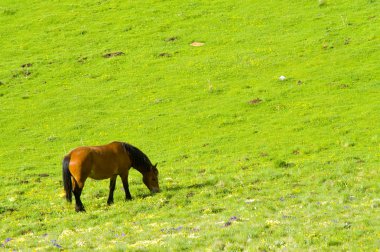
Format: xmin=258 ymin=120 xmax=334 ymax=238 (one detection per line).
xmin=133 ymin=165 xmax=145 ymax=175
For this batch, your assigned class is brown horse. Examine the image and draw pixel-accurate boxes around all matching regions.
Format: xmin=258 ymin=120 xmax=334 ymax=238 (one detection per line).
xmin=62 ymin=141 xmax=159 ymax=212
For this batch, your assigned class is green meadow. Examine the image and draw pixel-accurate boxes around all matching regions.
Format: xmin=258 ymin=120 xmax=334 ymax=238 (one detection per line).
xmin=0 ymin=0 xmax=379 ymax=250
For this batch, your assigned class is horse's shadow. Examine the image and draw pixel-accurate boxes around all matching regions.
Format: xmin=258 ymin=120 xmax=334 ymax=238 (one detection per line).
xmin=164 ymin=181 xmax=215 ymax=192
xmin=132 ymin=181 xmax=215 ymax=199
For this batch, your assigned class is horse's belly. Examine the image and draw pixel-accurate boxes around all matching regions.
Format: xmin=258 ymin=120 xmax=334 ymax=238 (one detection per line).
xmin=84 ymin=147 xmax=130 ymax=180
xmin=88 ymin=164 xmax=119 ymax=180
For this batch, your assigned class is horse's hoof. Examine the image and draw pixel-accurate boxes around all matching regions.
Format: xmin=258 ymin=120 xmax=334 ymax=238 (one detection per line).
xmin=107 ymin=201 xmax=114 ymax=205
xmin=75 ymin=205 xmax=86 ymax=212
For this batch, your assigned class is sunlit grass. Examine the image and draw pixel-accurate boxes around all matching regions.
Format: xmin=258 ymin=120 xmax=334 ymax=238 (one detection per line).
xmin=0 ymin=0 xmax=379 ymax=250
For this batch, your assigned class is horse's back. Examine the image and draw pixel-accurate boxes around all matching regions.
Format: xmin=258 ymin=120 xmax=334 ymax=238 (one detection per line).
xmin=68 ymin=142 xmax=131 ymax=180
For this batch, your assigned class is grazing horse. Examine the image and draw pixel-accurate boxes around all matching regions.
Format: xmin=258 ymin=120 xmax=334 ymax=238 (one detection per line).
xmin=62 ymin=141 xmax=159 ymax=212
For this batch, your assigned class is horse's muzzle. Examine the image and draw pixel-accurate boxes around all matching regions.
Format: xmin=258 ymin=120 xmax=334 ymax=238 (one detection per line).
xmin=151 ymin=188 xmax=160 ymax=193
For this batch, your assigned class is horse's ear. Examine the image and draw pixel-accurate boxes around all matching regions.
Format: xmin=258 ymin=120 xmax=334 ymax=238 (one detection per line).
xmin=153 ymin=163 xmax=158 ymax=175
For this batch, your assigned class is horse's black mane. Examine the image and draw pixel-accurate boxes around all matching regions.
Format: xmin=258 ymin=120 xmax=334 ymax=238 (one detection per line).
xmin=122 ymin=142 xmax=152 ymax=171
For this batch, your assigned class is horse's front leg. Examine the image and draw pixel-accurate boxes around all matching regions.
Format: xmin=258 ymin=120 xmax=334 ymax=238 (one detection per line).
xmin=107 ymin=175 xmax=117 ymax=205
xmin=120 ymin=173 xmax=132 ymax=200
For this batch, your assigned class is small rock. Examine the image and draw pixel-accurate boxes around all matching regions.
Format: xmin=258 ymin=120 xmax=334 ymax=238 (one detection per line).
xmin=190 ymin=42 xmax=205 ymax=47
xmin=224 ymin=221 xmax=232 ymax=227
xmin=175 ymin=226 xmax=183 ymax=231
xmin=51 ymin=240 xmax=62 ymax=249
xmin=224 ymin=216 xmax=239 ymax=227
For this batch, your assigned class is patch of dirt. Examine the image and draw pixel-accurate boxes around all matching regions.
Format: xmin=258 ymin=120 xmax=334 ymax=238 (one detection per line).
xmin=165 ymin=37 xmax=178 ymax=42
xmin=275 ymin=160 xmax=294 ymax=168
xmin=178 ymin=155 xmax=189 ymax=160
xmin=292 ymin=150 xmax=300 ymax=155
xmin=248 ymin=98 xmax=262 ymax=105
xmin=77 ymin=56 xmax=88 ymax=63
xmin=186 ymin=192 xmax=195 ymax=198
xmin=13 ymin=68 xmax=31 ymax=78
xmin=103 ymin=51 xmax=125 ymax=58
xmin=39 ymin=173 xmax=49 ymax=177
xmin=158 ymin=52 xmax=172 ymax=57
xmin=21 ymin=63 xmax=32 ymax=68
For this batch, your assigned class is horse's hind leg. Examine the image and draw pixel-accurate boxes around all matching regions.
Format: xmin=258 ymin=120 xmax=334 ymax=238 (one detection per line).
xmin=74 ymin=188 xmax=85 ymax=212
xmin=72 ymin=179 xmax=86 ymax=212
xmin=107 ymin=175 xmax=117 ymax=205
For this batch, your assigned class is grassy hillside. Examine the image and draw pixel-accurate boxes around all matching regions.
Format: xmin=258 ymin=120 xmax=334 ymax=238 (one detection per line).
xmin=0 ymin=0 xmax=379 ymax=250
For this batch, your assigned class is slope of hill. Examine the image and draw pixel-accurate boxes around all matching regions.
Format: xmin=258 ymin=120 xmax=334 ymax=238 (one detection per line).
xmin=0 ymin=0 xmax=379 ymax=250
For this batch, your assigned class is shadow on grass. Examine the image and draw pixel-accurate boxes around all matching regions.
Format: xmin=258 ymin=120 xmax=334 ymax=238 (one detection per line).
xmin=131 ymin=180 xmax=216 ymax=199
xmin=165 ymin=180 xmax=216 ymax=192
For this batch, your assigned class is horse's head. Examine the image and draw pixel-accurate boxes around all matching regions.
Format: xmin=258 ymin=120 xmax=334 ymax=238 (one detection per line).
xmin=142 ymin=163 xmax=159 ymax=193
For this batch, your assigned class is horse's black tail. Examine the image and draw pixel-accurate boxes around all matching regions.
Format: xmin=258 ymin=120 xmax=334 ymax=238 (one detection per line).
xmin=62 ymin=155 xmax=72 ymax=202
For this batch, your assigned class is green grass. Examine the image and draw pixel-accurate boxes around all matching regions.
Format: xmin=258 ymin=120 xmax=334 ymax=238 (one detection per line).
xmin=0 ymin=0 xmax=379 ymax=250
